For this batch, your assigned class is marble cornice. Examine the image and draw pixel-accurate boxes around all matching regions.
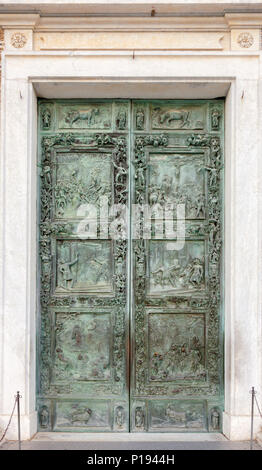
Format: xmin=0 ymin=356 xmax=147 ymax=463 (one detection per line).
xmin=0 ymin=12 xmax=261 ymax=32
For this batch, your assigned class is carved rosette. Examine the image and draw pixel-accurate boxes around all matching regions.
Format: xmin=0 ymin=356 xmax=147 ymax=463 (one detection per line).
xmin=237 ymin=32 xmax=254 ymax=48
xmin=11 ymin=32 xmax=27 ymax=48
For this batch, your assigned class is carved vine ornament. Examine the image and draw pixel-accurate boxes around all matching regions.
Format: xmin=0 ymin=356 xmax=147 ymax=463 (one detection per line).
xmin=38 ymin=103 xmax=223 ymax=431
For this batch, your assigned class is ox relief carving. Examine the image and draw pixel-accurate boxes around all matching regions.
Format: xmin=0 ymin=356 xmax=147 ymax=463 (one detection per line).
xmin=148 ymin=154 xmax=205 ymax=219
xmin=149 ymin=314 xmax=206 ymax=381
xmin=55 ymin=401 xmax=110 ymax=429
xmin=53 ymin=313 xmax=111 ymax=383
xmin=59 ymin=104 xmax=112 ymax=129
xmin=150 ymin=401 xmax=205 ymax=430
xmin=151 ymin=105 xmax=206 ymax=130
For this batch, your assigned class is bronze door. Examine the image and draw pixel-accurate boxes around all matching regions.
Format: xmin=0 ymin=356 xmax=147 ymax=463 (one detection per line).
xmin=37 ymin=99 xmax=224 ymax=432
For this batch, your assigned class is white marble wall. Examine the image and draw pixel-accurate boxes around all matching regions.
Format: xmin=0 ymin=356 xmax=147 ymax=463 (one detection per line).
xmin=0 ymin=49 xmax=262 ymax=440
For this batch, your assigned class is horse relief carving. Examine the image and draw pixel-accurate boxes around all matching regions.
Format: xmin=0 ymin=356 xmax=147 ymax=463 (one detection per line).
xmin=150 ymin=401 xmax=205 ymax=429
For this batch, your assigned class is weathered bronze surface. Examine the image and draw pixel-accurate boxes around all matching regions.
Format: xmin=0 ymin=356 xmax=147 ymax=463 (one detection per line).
xmin=37 ymin=99 xmax=224 ymax=432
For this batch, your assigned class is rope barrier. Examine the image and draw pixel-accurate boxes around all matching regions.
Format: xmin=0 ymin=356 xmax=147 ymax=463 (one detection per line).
xmin=254 ymin=394 xmax=262 ymax=419
xmin=250 ymin=387 xmax=262 ymax=450
xmin=0 ymin=395 xmax=17 ymax=444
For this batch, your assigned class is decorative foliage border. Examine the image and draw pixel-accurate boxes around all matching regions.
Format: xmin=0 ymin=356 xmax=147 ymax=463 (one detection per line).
xmin=133 ymin=131 xmax=223 ymax=399
xmin=38 ymin=133 xmax=128 ymax=399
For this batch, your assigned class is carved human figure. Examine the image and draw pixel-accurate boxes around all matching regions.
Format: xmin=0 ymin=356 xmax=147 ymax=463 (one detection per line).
xmin=195 ymin=194 xmax=205 ymax=218
xmin=189 ymin=258 xmax=204 ymax=287
xmin=210 ymin=138 xmax=222 ymax=166
xmin=211 ymin=250 xmax=219 ymax=264
xmin=149 ymin=184 xmax=159 ymax=205
xmin=115 ymin=406 xmax=124 ymax=428
xmin=168 ymin=259 xmax=182 ymax=287
xmin=39 ymin=406 xmax=49 ymax=428
xmin=56 ymin=347 xmax=68 ymax=363
xmin=160 ymin=175 xmax=173 ymax=201
xmin=91 ymin=257 xmax=109 ymax=283
xmin=205 ymin=166 xmax=218 ymax=187
xmin=41 ymin=108 xmax=51 ymax=129
xmin=209 ymin=195 xmax=218 ymax=218
xmin=190 ymin=336 xmax=202 ymax=373
xmin=211 ymin=409 xmax=220 ymax=430
xmin=112 ymin=155 xmax=127 ymax=186
xmin=135 ymin=164 xmax=147 ymax=187
xmin=209 ymin=222 xmax=218 ymax=245
xmin=116 ymin=110 xmax=127 ymax=130
xmin=115 ymin=165 xmax=127 ymax=185
xmin=211 ymin=108 xmax=221 ymax=129
xmin=59 ymin=253 xmax=79 ymax=289
xmin=136 ymin=109 xmax=145 ymax=130
xmin=41 ymin=165 xmax=51 ymax=186
xmin=135 ymin=407 xmax=144 ymax=428
xmin=71 ymin=324 xmax=82 ymax=346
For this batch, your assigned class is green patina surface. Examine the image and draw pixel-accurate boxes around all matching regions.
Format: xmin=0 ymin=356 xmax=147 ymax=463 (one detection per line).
xmin=37 ymin=99 xmax=224 ymax=432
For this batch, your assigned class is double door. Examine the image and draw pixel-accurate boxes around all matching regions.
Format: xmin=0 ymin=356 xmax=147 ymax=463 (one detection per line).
xmin=37 ymin=99 xmax=224 ymax=432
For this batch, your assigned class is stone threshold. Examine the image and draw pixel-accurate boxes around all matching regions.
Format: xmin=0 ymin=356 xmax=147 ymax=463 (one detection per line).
xmin=33 ymin=432 xmax=227 ymax=442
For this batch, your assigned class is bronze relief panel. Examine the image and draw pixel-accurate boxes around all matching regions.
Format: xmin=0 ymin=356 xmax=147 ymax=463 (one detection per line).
xmin=131 ymin=99 xmax=224 ymax=432
xmin=151 ymin=102 xmax=208 ymax=131
xmin=53 ymin=152 xmax=112 ymax=218
xmin=52 ymin=311 xmax=112 ymax=385
xmin=148 ymin=153 xmax=206 ymax=219
xmin=54 ymin=240 xmax=113 ymax=294
xmin=38 ymin=99 xmax=130 ymax=432
xmin=58 ymin=102 xmax=113 ymax=130
xmin=147 ymin=240 xmax=206 ymax=295
xmin=38 ymin=99 xmax=224 ymax=433
xmin=148 ymin=312 xmax=206 ymax=382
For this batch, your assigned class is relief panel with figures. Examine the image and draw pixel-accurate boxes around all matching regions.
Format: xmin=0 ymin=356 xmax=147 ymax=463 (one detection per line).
xmin=37 ymin=99 xmax=224 ymax=433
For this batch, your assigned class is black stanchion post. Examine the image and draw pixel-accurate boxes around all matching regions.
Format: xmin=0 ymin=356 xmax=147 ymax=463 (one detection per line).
xmin=250 ymin=387 xmax=255 ymax=450
xmin=16 ymin=391 xmax=22 ymax=450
